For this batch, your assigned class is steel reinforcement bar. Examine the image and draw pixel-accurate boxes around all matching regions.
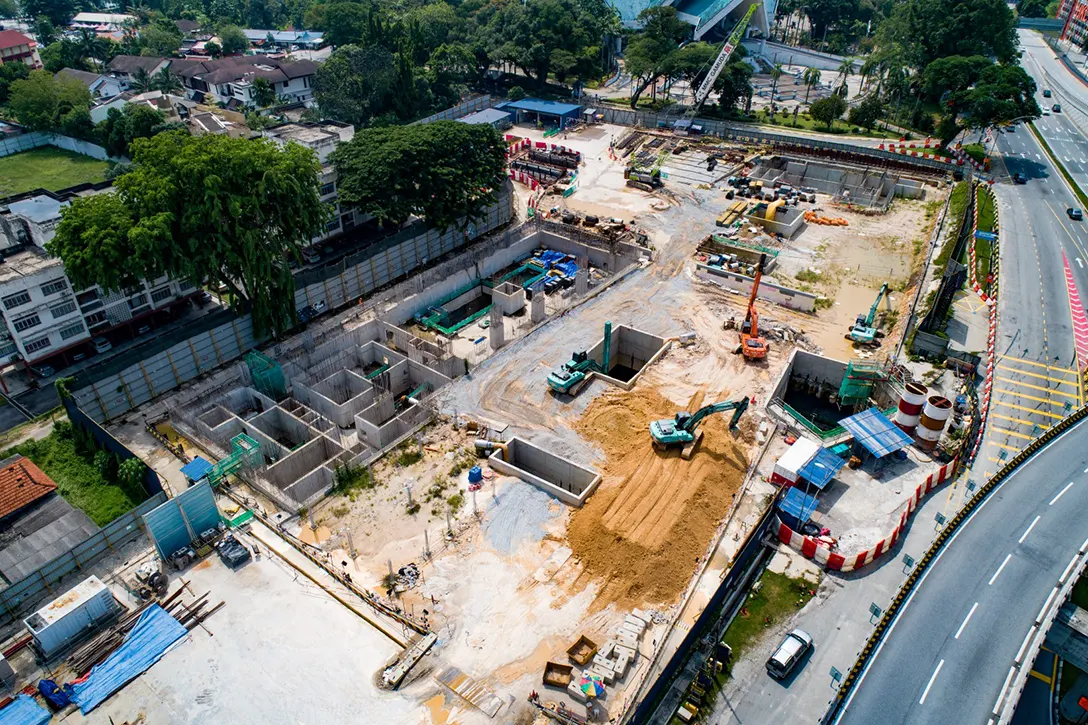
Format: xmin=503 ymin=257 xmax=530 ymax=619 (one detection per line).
xmin=820 ymin=403 xmax=1088 ymax=724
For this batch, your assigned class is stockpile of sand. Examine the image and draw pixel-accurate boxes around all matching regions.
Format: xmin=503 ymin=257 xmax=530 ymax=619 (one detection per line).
xmin=568 ymin=388 xmax=748 ymax=607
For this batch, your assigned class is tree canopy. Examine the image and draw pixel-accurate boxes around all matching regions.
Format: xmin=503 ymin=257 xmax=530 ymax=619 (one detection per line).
xmin=48 ymin=132 xmax=327 ymax=337
xmin=330 ymin=121 xmax=507 ymax=232
xmin=876 ymin=0 xmax=1017 ymax=68
xmin=8 ymin=70 xmax=90 ymax=132
xmin=97 ymin=104 xmax=167 ymax=157
xmin=810 ymin=94 xmax=847 ymax=128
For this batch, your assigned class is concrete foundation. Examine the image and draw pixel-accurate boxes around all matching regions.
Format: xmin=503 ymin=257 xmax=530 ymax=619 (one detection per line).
xmin=584 ymin=325 xmax=670 ymax=390
xmin=490 ymin=281 xmax=526 ymax=315
xmin=489 ymin=304 xmax=504 ymax=350
xmin=748 ymin=156 xmax=921 ymax=210
xmin=745 ymin=203 xmax=807 ymax=238
xmin=488 ymin=437 xmax=601 ymax=507
xmin=530 ymin=293 xmax=545 ymax=323
xmin=695 ymin=264 xmax=817 ymax=313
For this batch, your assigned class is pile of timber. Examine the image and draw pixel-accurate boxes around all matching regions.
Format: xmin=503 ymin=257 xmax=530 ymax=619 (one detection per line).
xmin=66 ymin=581 xmax=224 ymax=676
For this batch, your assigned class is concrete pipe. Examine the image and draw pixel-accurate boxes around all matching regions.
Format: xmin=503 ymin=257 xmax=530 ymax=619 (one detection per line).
xmin=474 ymin=439 xmax=508 ymax=462
xmin=916 ymin=395 xmax=952 ymax=450
xmin=895 ymin=381 xmax=928 ymax=434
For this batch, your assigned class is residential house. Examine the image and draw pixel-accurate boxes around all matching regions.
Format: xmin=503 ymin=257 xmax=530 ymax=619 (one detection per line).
xmin=242 ymin=29 xmax=325 ymax=51
xmin=127 ymin=90 xmax=196 ymax=123
xmin=0 ymin=454 xmax=99 ymax=585
xmin=262 ymin=122 xmax=367 ymax=243
xmin=105 ymin=55 xmax=169 ymax=88
xmin=0 ymin=31 xmax=41 ymax=68
xmin=0 ymin=188 xmax=198 ymax=369
xmin=57 ymin=68 xmax=125 ymax=100
xmin=174 ymin=56 xmax=317 ymax=109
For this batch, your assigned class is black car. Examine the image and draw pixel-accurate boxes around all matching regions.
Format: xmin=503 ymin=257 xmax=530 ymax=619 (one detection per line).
xmin=1013 ymin=172 xmax=1027 ymax=184
xmin=1069 ymin=208 xmax=1084 ymax=221
xmin=1053 ymin=104 xmax=1062 ymax=113
xmin=216 ymin=534 xmax=251 ymax=568
xmin=1044 ymin=89 xmax=1052 ymax=97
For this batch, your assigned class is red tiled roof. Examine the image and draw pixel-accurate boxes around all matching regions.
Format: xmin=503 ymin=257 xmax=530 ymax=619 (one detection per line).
xmin=0 ymin=30 xmax=32 ymax=50
xmin=0 ymin=455 xmax=56 ymax=519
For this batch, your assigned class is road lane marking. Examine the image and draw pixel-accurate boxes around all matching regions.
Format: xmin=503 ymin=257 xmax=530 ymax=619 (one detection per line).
xmin=994 ymin=376 xmax=1080 ymax=397
xmin=1020 ymin=515 xmax=1042 ymax=544
xmin=1051 ymin=481 xmax=1075 ymax=505
xmin=1029 ymin=668 xmax=1054 ymax=685
xmin=919 ymin=659 xmax=945 ymax=705
xmin=993 ymin=401 xmax=1066 ymax=420
xmin=994 ymin=413 xmax=1049 ymax=428
xmin=1016 ymin=626 xmax=1038 ymax=663
xmin=989 ymin=440 xmax=1021 ymax=452
xmin=996 ymin=364 xmax=1079 ymax=385
xmin=992 ymin=426 xmax=1033 ymax=441
xmin=999 ymin=356 xmax=1078 ymax=374
xmin=993 ymin=388 xmax=1071 ymax=406
xmin=990 ymin=553 xmax=1013 ymax=585
xmin=954 ymin=602 xmax=979 ymax=640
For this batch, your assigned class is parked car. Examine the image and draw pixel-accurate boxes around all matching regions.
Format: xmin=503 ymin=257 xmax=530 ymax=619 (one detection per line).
xmin=301 ymin=246 xmax=321 ymax=264
xmin=136 ymin=324 xmax=151 ymax=336
xmin=766 ymin=629 xmax=814 ymax=680
xmin=92 ymin=337 xmax=112 ymax=353
xmin=30 ymin=364 xmax=55 ymax=379
xmin=216 ymin=534 xmax=251 ymax=569
xmin=1013 ymin=172 xmax=1028 ymax=184
xmin=1069 ymin=208 xmax=1084 ymax=221
xmin=1044 ymin=89 xmax=1052 ymax=98
xmin=1053 ymin=104 xmax=1062 ymax=113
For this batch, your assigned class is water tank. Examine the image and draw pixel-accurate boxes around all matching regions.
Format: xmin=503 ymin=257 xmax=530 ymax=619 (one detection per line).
xmin=895 ymin=382 xmax=928 ymax=434
xmin=916 ymin=395 xmax=953 ymax=450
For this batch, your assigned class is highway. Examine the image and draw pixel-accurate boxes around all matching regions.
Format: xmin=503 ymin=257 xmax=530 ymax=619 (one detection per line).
xmin=834 ymin=415 xmax=1088 ymax=725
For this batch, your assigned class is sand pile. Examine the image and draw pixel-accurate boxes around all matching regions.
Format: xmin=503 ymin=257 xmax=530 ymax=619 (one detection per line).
xmin=568 ymin=388 xmax=748 ymax=607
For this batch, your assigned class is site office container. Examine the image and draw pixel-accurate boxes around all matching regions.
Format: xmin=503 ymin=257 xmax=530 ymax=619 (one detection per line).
xmin=24 ymin=575 xmax=120 ymax=659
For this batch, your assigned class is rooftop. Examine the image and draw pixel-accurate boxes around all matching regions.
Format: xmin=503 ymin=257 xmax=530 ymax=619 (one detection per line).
xmin=0 ymin=30 xmax=33 ymax=50
xmin=497 ymin=97 xmax=583 ymax=117
xmin=0 ymin=245 xmax=62 ymax=284
xmin=0 ymin=455 xmax=57 ymax=520
xmin=458 ymin=108 xmax=513 ymax=125
xmin=57 ymin=68 xmax=103 ymax=88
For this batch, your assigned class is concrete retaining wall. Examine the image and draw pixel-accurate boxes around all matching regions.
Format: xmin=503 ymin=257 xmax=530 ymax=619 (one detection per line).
xmin=491 ymin=281 xmax=526 ymax=315
xmin=488 ymin=437 xmax=601 ymax=507
xmin=695 ymin=264 xmax=817 ymax=312
xmin=585 ymin=325 xmax=670 ymax=390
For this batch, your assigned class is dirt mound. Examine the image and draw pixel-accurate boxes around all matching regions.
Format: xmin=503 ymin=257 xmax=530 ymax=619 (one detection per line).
xmin=569 ymin=388 xmax=748 ymax=608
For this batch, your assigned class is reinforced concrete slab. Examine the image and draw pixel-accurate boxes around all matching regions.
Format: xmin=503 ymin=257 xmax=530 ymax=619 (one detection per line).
xmin=488 ymin=437 xmax=601 ymax=507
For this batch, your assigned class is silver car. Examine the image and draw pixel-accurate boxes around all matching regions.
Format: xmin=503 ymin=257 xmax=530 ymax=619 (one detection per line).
xmin=766 ymin=628 xmax=814 ymax=680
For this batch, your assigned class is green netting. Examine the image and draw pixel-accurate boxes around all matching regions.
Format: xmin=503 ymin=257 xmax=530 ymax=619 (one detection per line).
xmin=783 ymin=402 xmax=898 ymax=441
xmin=416 ymin=280 xmax=499 ymax=335
xmin=708 ymin=235 xmax=780 ymax=259
xmin=246 ymin=351 xmax=287 ymax=400
xmin=208 ymin=433 xmax=261 ymax=487
xmin=838 ymin=360 xmax=888 ymax=404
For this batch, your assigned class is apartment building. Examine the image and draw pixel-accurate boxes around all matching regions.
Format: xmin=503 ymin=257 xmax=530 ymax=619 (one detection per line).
xmin=1058 ymin=0 xmax=1088 ymax=46
xmin=0 ymin=31 xmax=41 ymax=69
xmin=262 ymin=121 xmax=367 ymax=242
xmin=0 ymin=190 xmax=196 ymax=369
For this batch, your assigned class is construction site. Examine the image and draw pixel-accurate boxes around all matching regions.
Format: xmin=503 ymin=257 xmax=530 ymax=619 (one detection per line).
xmin=0 ymin=100 xmax=961 ymax=725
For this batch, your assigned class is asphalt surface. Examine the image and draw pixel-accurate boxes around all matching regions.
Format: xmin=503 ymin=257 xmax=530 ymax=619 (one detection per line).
xmin=835 ymin=415 xmax=1088 ymax=724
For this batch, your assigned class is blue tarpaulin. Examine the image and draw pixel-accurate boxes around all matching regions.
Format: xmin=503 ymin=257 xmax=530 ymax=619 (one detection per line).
xmin=179 ymin=456 xmax=212 ymax=483
xmin=839 ymin=408 xmax=913 ymax=458
xmin=70 ymin=605 xmax=188 ymax=714
xmin=798 ymin=447 xmax=846 ymax=491
xmin=777 ymin=488 xmax=819 ymax=528
xmin=0 ymin=695 xmax=50 ymax=725
xmin=538 ymin=250 xmax=567 ymax=266
xmin=555 ymin=261 xmax=578 ymax=278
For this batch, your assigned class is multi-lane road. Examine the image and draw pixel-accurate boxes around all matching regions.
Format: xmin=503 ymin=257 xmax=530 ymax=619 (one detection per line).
xmin=833 ymin=416 xmax=1088 ymax=724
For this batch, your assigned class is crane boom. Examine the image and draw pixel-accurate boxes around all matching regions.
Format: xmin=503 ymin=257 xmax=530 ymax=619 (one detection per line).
xmin=690 ymin=2 xmax=760 ymax=115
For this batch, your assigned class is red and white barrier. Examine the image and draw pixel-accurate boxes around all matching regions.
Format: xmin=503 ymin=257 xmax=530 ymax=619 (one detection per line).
xmin=775 ymin=460 xmax=958 ymax=572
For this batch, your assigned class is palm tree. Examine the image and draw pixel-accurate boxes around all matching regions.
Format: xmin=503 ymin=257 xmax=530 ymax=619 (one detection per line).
xmin=835 ymin=56 xmax=853 ymax=95
xmin=153 ymin=68 xmax=182 ymax=95
xmin=129 ymin=66 xmax=153 ymax=93
xmin=802 ymin=66 xmax=821 ymax=104
xmin=76 ymin=28 xmax=106 ymax=73
xmin=769 ymin=63 xmax=784 ymax=114
xmin=859 ymin=57 xmax=878 ymax=93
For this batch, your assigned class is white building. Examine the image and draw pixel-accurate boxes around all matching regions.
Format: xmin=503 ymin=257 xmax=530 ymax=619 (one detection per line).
xmin=0 ymin=191 xmax=196 ymax=368
xmin=69 ymin=12 xmax=136 ymax=33
xmin=262 ymin=122 xmax=367 ymax=243
xmin=175 ymin=56 xmax=317 ymax=109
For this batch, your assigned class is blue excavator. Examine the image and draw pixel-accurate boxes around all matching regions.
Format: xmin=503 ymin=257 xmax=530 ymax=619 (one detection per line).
xmin=547 ymin=322 xmax=611 ymax=396
xmin=649 ymin=396 xmax=750 ymax=459
xmin=846 ymin=282 xmax=889 ymax=347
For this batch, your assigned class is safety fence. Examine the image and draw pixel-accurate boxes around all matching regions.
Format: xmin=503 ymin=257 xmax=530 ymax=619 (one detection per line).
xmin=0 ymin=492 xmax=167 ymax=626
xmin=411 ymin=94 xmax=493 ymax=126
xmin=0 ymin=131 xmax=122 ymax=162
xmin=820 ymin=405 xmax=1088 ymax=724
xmin=623 ymin=499 xmax=778 ymax=724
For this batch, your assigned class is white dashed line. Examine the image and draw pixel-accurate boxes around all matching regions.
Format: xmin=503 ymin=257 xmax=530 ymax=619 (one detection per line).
xmin=990 ymin=553 xmax=1012 ymax=585
xmin=1019 ymin=515 xmax=1041 ymax=544
xmin=954 ymin=602 xmax=979 ymax=640
xmin=919 ymin=659 xmax=945 ymax=705
xmin=1050 ymin=481 xmax=1075 ymax=505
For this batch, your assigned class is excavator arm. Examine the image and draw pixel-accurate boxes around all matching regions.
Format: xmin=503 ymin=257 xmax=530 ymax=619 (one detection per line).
xmin=682 ymin=397 xmax=751 ymax=432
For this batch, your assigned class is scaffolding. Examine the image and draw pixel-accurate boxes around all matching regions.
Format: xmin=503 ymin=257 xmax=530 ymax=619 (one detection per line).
xmin=838 ymin=359 xmax=889 ymax=405
xmin=247 ymin=351 xmax=288 ymax=400
xmin=207 ymin=433 xmax=261 ymax=487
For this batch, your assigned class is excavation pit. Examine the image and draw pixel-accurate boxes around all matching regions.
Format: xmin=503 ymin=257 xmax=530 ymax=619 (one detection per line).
xmin=415 ymin=282 xmax=494 ymax=336
xmin=584 ymin=325 xmax=670 ymax=390
xmin=488 ymin=437 xmax=602 ymax=507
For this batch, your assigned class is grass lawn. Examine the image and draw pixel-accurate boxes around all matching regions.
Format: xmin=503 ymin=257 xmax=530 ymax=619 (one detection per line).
xmin=0 ymin=147 xmax=109 ymax=197
xmin=2 ymin=427 xmax=147 ymax=526
xmin=721 ymin=570 xmax=819 ymax=664
xmin=976 ymin=187 xmax=996 ymax=293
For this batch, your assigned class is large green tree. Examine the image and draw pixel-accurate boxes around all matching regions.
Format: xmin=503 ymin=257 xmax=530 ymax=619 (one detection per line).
xmin=922 ymin=55 xmax=992 ymax=100
xmin=810 ymin=94 xmax=847 ymax=128
xmin=876 ymin=0 xmax=1017 ymax=68
xmin=314 ymin=44 xmax=399 ymax=125
xmin=48 ymin=132 xmax=328 ymax=337
xmin=949 ymin=63 xmax=1040 ymax=135
xmin=8 ymin=70 xmax=90 ymax=132
xmin=218 ymin=24 xmax=249 ymax=54
xmin=331 ymin=121 xmax=507 ymax=231
xmin=22 ymin=0 xmax=75 ymax=26
xmin=96 ymin=104 xmax=168 ymax=157
xmin=624 ymin=6 xmax=690 ymax=108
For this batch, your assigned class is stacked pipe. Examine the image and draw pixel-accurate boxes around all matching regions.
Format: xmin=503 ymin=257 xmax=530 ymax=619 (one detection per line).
xmin=916 ymin=395 xmax=952 ymax=451
xmin=895 ymin=382 xmax=928 ymax=435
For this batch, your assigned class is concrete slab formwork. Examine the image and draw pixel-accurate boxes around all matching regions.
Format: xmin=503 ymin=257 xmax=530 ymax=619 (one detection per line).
xmin=488 ymin=437 xmax=601 ymax=507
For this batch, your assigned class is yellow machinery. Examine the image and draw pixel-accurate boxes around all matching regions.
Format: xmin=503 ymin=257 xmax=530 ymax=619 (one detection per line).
xmin=764 ymin=198 xmax=785 ymax=221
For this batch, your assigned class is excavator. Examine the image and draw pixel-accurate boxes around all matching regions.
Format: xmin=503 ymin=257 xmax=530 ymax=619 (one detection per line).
xmin=736 ymin=253 xmax=769 ymax=360
xmin=650 ymin=397 xmax=750 ymax=460
xmin=845 ymin=283 xmax=889 ymax=347
xmin=547 ymin=322 xmax=611 ymax=396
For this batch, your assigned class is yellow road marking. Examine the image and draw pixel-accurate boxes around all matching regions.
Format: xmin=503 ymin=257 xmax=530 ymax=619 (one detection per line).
xmin=989 ymin=441 xmax=1021 ymax=452
xmin=992 ymin=401 xmax=1067 ymax=420
xmin=994 ymin=376 xmax=1080 ymax=397
xmin=996 ymin=365 xmax=1079 ymax=385
xmin=992 ymin=412 xmax=1050 ymax=428
xmin=1000 ymin=355 xmax=1078 ymax=375
xmin=1029 ymin=669 xmax=1053 ymax=685
xmin=993 ymin=388 xmax=1072 ymax=407
xmin=988 ymin=457 xmax=1004 ymax=464
xmin=992 ymin=426 xmax=1034 ymax=440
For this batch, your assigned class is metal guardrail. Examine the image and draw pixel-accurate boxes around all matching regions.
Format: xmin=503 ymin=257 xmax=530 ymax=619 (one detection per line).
xmin=820 ymin=404 xmax=1088 ymax=724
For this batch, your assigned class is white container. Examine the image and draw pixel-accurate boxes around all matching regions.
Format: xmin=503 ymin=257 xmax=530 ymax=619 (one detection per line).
xmin=772 ymin=437 xmax=819 ymax=486
xmin=25 ymin=576 xmax=118 ymax=659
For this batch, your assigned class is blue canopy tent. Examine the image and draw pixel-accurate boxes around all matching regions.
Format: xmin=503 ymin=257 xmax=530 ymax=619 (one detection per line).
xmin=798 ymin=446 xmax=846 ymax=492
xmin=839 ymin=408 xmax=913 ymax=458
xmin=778 ymin=487 xmax=819 ymax=530
xmin=180 ymin=456 xmax=213 ymax=486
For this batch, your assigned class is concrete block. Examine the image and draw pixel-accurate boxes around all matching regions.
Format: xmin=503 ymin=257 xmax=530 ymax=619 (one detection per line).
xmin=624 ymin=615 xmax=646 ymax=632
xmin=567 ymin=680 xmax=587 ymax=701
xmin=575 ymin=267 xmax=588 ymax=295
xmin=613 ymin=651 xmax=630 ymax=677
xmin=631 ymin=608 xmax=651 ymax=624
xmin=599 ymin=640 xmax=615 ymax=659
xmin=614 ymin=644 xmax=636 ymax=661
xmin=530 ymin=292 xmax=545 ymax=323
xmin=617 ymin=632 xmax=639 ymax=650
xmin=488 ymin=304 xmax=504 ymax=350
xmin=619 ymin=622 xmax=643 ymax=640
